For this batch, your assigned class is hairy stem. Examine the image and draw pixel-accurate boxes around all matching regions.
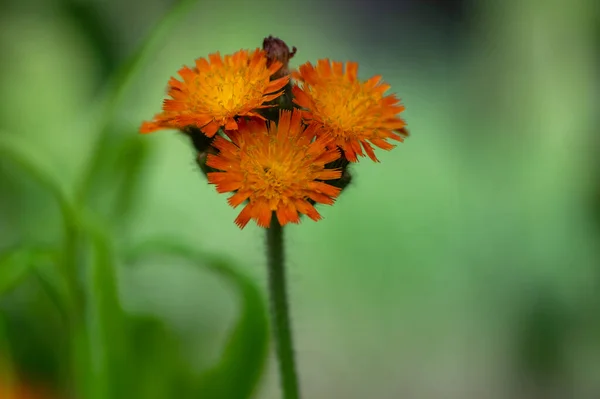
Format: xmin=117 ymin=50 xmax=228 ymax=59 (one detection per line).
xmin=266 ymin=216 xmax=300 ymax=399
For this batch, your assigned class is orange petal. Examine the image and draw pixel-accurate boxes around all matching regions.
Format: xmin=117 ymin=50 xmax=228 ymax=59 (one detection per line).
xmin=202 ymin=121 xmax=221 ymax=137
xmin=266 ymin=76 xmax=290 ymax=93
xmin=255 ymin=201 xmax=273 ymax=228
xmin=224 ymin=119 xmax=238 ymax=130
xmin=228 ymin=190 xmax=252 ymax=207
xmin=139 ymin=121 xmax=166 ymax=134
xmin=291 ymin=86 xmax=312 ymax=109
xmin=235 ymin=204 xmax=253 ymax=229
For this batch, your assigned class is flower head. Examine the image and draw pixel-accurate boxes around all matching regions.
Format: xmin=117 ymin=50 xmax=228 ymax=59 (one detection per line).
xmin=292 ymin=59 xmax=408 ymax=162
xmin=140 ymin=49 xmax=289 ymax=137
xmin=206 ymin=109 xmax=342 ymax=229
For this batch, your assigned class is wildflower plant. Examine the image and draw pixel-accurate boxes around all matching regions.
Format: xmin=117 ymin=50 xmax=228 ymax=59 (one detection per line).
xmin=0 ymin=22 xmax=407 ymax=397
xmin=139 ymin=35 xmax=408 ymax=398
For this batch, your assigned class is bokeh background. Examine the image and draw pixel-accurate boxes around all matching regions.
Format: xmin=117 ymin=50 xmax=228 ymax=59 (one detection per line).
xmin=1 ymin=0 xmax=599 ymax=398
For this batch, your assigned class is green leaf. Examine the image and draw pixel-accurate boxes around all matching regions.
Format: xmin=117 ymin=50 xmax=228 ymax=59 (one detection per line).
xmin=111 ymin=136 xmax=151 ymax=222
xmin=0 ymin=312 xmax=13 ymax=371
xmin=77 ymin=214 xmax=129 ymax=399
xmin=0 ymin=139 xmax=75 ymax=226
xmin=0 ymin=246 xmax=67 ymax=318
xmin=125 ymin=238 xmax=269 ymax=399
xmin=30 ymin=257 xmax=70 ymax=325
xmin=76 ymin=0 xmax=203 ymax=205
xmin=80 ymin=133 xmax=151 ymax=235
xmin=0 ymin=138 xmax=79 ymax=314
xmin=56 ymin=0 xmax=119 ymax=82
xmin=98 ymin=0 xmax=202 ymax=123
xmin=0 ymin=247 xmax=71 ymax=391
xmin=0 ymin=247 xmax=36 ymax=295
xmin=125 ymin=315 xmax=197 ymax=399
xmin=0 ymin=138 xmax=115 ymax=398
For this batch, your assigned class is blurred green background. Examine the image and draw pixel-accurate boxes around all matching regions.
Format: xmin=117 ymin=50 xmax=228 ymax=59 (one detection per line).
xmin=1 ymin=0 xmax=599 ymax=398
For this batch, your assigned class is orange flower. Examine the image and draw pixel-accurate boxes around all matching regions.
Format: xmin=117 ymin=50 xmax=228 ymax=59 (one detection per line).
xmin=140 ymin=49 xmax=289 ymax=137
xmin=292 ymin=59 xmax=408 ymax=162
xmin=206 ymin=109 xmax=342 ymax=229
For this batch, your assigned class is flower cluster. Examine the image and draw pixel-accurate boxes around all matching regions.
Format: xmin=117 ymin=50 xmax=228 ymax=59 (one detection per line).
xmin=140 ymin=36 xmax=408 ymax=229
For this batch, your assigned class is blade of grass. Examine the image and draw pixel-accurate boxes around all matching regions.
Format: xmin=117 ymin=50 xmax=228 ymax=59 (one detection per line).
xmin=31 ymin=254 xmax=70 ymax=325
xmin=0 ymin=247 xmax=38 ymax=295
xmin=80 ymin=132 xmax=152 ymax=242
xmin=111 ymin=136 xmax=151 ymax=224
xmin=76 ymin=0 xmax=201 ymax=206
xmin=126 ymin=315 xmax=198 ymax=399
xmin=0 ymin=246 xmax=62 ymax=307
xmin=125 ymin=238 xmax=269 ymax=399
xmin=0 ymin=138 xmax=89 ymax=398
xmin=75 ymin=213 xmax=129 ymax=399
xmin=57 ymin=0 xmax=118 ymax=83
xmin=0 ymin=139 xmax=79 ymax=313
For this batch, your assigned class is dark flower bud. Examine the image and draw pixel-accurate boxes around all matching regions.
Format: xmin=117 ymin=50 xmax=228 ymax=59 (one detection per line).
xmin=263 ymin=35 xmax=297 ymax=80
xmin=260 ymin=35 xmax=298 ymax=121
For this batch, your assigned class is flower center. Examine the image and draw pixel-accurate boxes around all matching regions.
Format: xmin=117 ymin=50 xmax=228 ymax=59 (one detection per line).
xmin=261 ymin=165 xmax=289 ymax=194
xmin=242 ymin=147 xmax=309 ymax=202
xmin=311 ymin=80 xmax=380 ymax=134
xmin=193 ymin=67 xmax=266 ymax=118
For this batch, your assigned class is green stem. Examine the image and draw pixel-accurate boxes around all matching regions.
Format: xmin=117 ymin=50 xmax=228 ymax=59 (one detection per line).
xmin=266 ymin=216 xmax=300 ymax=399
